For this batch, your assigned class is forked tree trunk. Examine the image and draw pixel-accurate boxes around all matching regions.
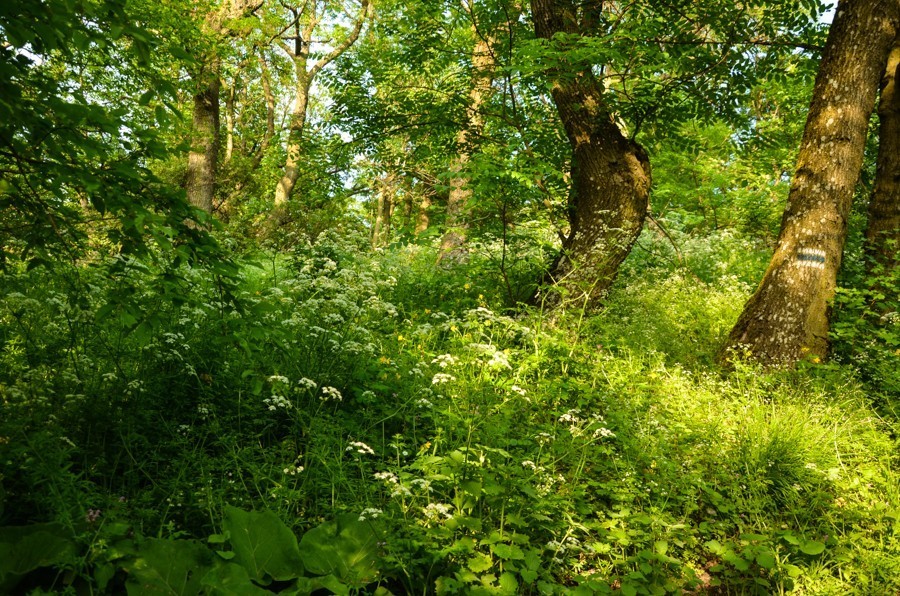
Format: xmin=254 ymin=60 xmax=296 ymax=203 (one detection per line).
xmin=185 ymin=71 xmax=221 ymax=214
xmin=866 ymin=36 xmax=900 ymax=273
xmin=531 ymin=0 xmax=651 ymax=308
xmin=724 ymin=0 xmax=898 ymax=366
xmin=273 ymin=0 xmax=370 ymax=209
xmin=438 ymin=34 xmax=495 ymax=262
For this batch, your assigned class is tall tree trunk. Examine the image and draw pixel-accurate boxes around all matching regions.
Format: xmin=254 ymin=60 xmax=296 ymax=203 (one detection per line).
xmin=184 ymin=0 xmax=262 ymax=214
xmin=185 ymin=71 xmax=221 ymax=214
xmin=866 ymin=36 xmax=900 ymax=273
xmin=224 ymin=77 xmax=236 ymax=163
xmin=372 ymin=172 xmax=396 ymax=247
xmin=531 ymin=0 xmax=651 ymax=309
xmin=438 ymin=34 xmax=495 ymax=262
xmin=273 ymin=0 xmax=370 ymax=209
xmin=724 ymin=0 xmax=898 ymax=366
xmin=273 ymin=71 xmax=311 ymax=207
xmin=416 ymin=193 xmax=432 ymax=235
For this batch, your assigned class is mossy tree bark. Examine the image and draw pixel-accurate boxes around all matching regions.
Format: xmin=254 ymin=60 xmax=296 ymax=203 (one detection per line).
xmin=866 ymin=36 xmax=900 ymax=273
xmin=530 ymin=0 xmax=651 ymax=309
xmin=724 ymin=0 xmax=898 ymax=366
xmin=185 ymin=68 xmax=221 ymax=214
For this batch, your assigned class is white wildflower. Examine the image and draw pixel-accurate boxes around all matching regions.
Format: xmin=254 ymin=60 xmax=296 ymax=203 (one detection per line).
xmin=374 ymin=471 xmax=399 ymax=483
xmin=346 ymin=441 xmax=375 ymax=456
xmin=359 ymin=507 xmax=382 ymax=522
xmin=592 ymin=427 xmax=616 ymax=439
xmin=558 ymin=409 xmax=581 ymax=424
xmin=321 ymin=386 xmax=343 ymax=402
xmin=297 ymin=377 xmax=317 ymax=391
xmin=423 ymin=503 xmax=453 ymax=521
xmin=431 ymin=373 xmax=455 ymax=385
xmin=431 ymin=354 xmax=458 ymax=369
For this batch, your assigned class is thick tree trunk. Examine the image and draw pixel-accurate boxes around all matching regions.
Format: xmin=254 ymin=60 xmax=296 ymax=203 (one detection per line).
xmin=866 ymin=37 xmax=900 ymax=273
xmin=438 ymin=34 xmax=495 ymax=262
xmin=184 ymin=0 xmax=263 ymax=214
xmin=531 ymin=0 xmax=651 ymax=308
xmin=724 ymin=0 xmax=898 ymax=366
xmin=185 ymin=73 xmax=221 ymax=214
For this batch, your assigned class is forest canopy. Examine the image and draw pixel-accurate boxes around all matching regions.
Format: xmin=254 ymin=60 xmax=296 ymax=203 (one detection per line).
xmin=0 ymin=0 xmax=898 ymax=593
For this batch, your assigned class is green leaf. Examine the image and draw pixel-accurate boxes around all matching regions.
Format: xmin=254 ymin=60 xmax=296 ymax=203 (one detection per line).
xmin=799 ymin=540 xmax=826 ymax=556
xmin=223 ymin=506 xmax=304 ymax=582
xmin=467 ymin=553 xmax=493 ymax=573
xmin=756 ymin=551 xmax=776 ymax=569
xmin=298 ymin=514 xmax=380 ymax=586
xmin=201 ymin=562 xmax=269 ymax=595
xmin=0 ymin=523 xmax=76 ymax=588
xmin=123 ymin=538 xmax=212 ymax=595
xmin=491 ymin=543 xmax=525 ymax=560
xmin=498 ymin=571 xmax=518 ymax=593
xmin=723 ymin=552 xmax=750 ymax=571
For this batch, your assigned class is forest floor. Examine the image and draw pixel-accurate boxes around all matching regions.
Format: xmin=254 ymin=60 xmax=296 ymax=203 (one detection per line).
xmin=1 ymin=229 xmax=898 ymax=594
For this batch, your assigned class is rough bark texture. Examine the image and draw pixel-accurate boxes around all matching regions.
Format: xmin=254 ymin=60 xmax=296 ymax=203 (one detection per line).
xmin=185 ymin=72 xmax=221 ymax=214
xmin=531 ymin=0 xmax=651 ymax=309
xmin=866 ymin=36 xmax=900 ymax=272
xmin=724 ymin=0 xmax=898 ymax=366
xmin=184 ymin=0 xmax=263 ymax=214
xmin=438 ymin=34 xmax=495 ymax=262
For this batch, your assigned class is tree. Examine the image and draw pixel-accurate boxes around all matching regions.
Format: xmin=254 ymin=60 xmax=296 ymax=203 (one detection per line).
xmin=865 ymin=35 xmax=899 ymax=274
xmin=437 ymin=23 xmax=497 ymax=263
xmin=272 ymin=0 xmax=371 ymax=208
xmin=724 ymin=0 xmax=899 ymax=366
xmin=530 ymin=0 xmax=651 ymax=308
xmin=0 ymin=0 xmax=225 ymax=268
xmin=185 ymin=0 xmax=263 ymax=214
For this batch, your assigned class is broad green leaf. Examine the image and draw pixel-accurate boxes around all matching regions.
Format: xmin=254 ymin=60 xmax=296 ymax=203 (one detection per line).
xmin=467 ymin=553 xmax=493 ymax=573
xmin=123 ymin=538 xmax=212 ymax=595
xmin=200 ymin=562 xmax=269 ymax=595
xmin=223 ymin=507 xmax=304 ymax=582
xmin=756 ymin=551 xmax=776 ymax=569
xmin=491 ymin=543 xmax=524 ymax=560
xmin=0 ymin=523 xmax=76 ymax=588
xmin=498 ymin=572 xmax=518 ymax=593
xmin=298 ymin=514 xmax=380 ymax=586
xmin=799 ymin=540 xmax=826 ymax=556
